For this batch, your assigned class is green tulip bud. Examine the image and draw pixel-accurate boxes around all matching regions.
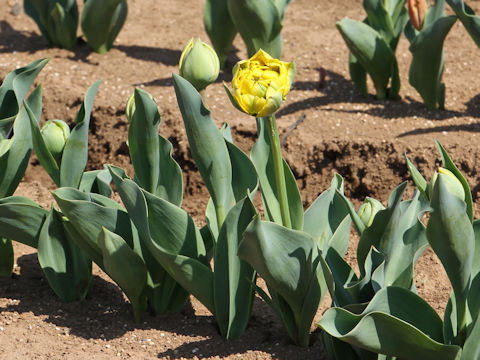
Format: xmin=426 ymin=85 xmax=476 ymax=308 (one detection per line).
xmin=179 ymin=38 xmax=220 ymax=91
xmin=428 ymin=167 xmax=465 ymax=201
xmin=357 ymin=197 xmax=385 ymax=227
xmin=40 ymin=119 xmax=71 ymax=160
xmin=125 ymin=93 xmax=135 ymax=123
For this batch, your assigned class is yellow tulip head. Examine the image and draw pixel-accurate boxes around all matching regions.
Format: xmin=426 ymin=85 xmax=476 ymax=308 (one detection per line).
xmin=179 ymin=38 xmax=220 ymax=91
xmin=228 ymin=49 xmax=295 ymax=117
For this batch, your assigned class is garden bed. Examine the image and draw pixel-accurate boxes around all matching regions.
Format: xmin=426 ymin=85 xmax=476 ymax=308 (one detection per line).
xmin=1 ymin=0 xmax=480 ymax=358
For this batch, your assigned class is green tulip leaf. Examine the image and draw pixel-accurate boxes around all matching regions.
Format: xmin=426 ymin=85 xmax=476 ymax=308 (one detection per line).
xmin=318 ymin=287 xmax=462 ymax=359
xmin=348 ymin=53 xmax=368 ymax=97
xmin=60 ymin=80 xmax=101 ymax=188
xmin=0 ymin=196 xmax=48 ymax=248
xmin=50 ymin=2 xmax=77 ymax=50
xmin=173 ymin=73 xmax=233 ymax=223
xmin=446 ymin=0 xmax=480 ymax=48
xmin=461 ymin=311 xmax=480 ymax=359
xmin=428 ymin=175 xmax=474 ymax=341
xmin=405 ymin=153 xmax=429 ymax=200
xmin=78 ymin=168 xmax=113 ymax=198
xmin=336 ymin=18 xmax=396 ymax=99
xmin=214 ymin=197 xmax=257 ymax=339
xmin=81 ymin=0 xmax=127 ymax=53
xmin=408 ymin=15 xmax=456 ymax=109
xmin=0 ymin=58 xmax=48 ymax=137
xmin=204 ymin=0 xmax=237 ymax=67
xmin=38 ymin=208 xmax=92 ymax=301
xmin=227 ymin=0 xmax=283 ymax=58
xmin=98 ymin=227 xmax=147 ymax=322
xmin=251 ymin=116 xmax=303 ymax=230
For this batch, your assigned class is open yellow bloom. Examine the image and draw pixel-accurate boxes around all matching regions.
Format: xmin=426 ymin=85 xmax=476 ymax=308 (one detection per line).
xmin=230 ymin=49 xmax=295 ymax=117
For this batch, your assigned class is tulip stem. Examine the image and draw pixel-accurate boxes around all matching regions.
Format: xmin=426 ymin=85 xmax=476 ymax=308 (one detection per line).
xmin=265 ymin=114 xmax=291 ymax=229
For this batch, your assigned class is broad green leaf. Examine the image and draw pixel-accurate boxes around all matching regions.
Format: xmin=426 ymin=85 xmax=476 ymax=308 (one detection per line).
xmin=0 ymin=196 xmax=48 ymax=248
xmin=38 ymin=208 xmax=91 ymax=301
xmin=81 ymin=0 xmax=127 ymax=53
xmin=428 ymin=175 xmax=474 ymax=341
xmin=227 ymin=0 xmax=283 ymax=57
xmin=348 ymin=53 xmax=368 ymax=97
xmin=0 ymin=90 xmax=42 ymax=197
xmin=436 ymin=140 xmax=473 ymax=223
xmin=109 ymin=168 xmax=190 ymax=314
xmin=214 ymin=197 xmax=257 ymax=339
xmin=363 ymin=0 xmax=395 ymax=45
xmin=204 ymin=0 xmax=237 ymax=67
xmin=446 ymin=0 xmax=480 ymax=47
xmin=128 ymin=88 xmax=160 ymax=194
xmin=78 ymin=168 xmax=112 ymax=198
xmin=336 ymin=189 xmax=366 ymax=235
xmin=408 ymin=15 xmax=456 ymax=109
xmin=0 ymin=238 xmax=13 ymax=277
xmin=50 ymin=2 xmax=77 ymax=50
xmin=60 ymin=80 xmax=101 ymax=188
xmin=303 ymin=174 xmax=350 ymax=254
xmin=52 ymin=187 xmax=133 ymax=270
xmin=238 ymin=217 xmax=319 ymax=318
xmin=225 ymin=140 xmax=258 ymax=203
xmin=251 ymin=116 xmax=303 ymax=230
xmin=462 ymin=312 xmax=480 ymax=359
xmin=319 ymin=287 xmax=462 ymax=359
xmin=405 ymin=153 xmax=428 ymax=199
xmin=157 ymin=135 xmax=183 ymax=206
xmin=0 ymin=58 xmax=48 ymax=137
xmin=98 ymin=227 xmax=147 ymax=322
xmin=336 ymin=18 xmax=395 ymax=99
xmin=173 ymin=73 xmax=233 ymax=226
xmin=468 ymin=220 xmax=480 ymax=322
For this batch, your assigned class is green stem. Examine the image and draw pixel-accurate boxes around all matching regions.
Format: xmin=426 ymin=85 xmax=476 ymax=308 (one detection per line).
xmin=265 ymin=114 xmax=291 ymax=229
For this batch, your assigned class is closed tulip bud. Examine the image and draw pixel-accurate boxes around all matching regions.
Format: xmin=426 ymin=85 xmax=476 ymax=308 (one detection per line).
xmin=125 ymin=93 xmax=135 ymax=123
xmin=40 ymin=119 xmax=71 ymax=160
xmin=428 ymin=167 xmax=465 ymax=200
xmin=357 ymin=197 xmax=385 ymax=227
xmin=408 ymin=0 xmax=428 ymax=31
xmin=179 ymin=38 xmax=220 ymax=91
xmin=227 ymin=49 xmax=295 ymax=117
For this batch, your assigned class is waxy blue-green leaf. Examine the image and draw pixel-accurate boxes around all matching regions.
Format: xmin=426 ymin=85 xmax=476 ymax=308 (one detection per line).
xmin=52 ymin=187 xmax=133 ymax=270
xmin=407 ymin=14 xmax=456 ymax=110
xmin=238 ymin=217 xmax=325 ymax=346
xmin=303 ymin=174 xmax=349 ymax=253
xmin=427 ymin=175 xmax=474 ymax=342
xmin=461 ymin=312 xmax=480 ymax=359
xmin=109 ymin=167 xmax=190 ymax=314
xmin=81 ymin=0 xmax=127 ymax=54
xmin=227 ymin=0 xmax=283 ymax=58
xmin=38 ymin=208 xmax=92 ymax=301
xmin=204 ymin=0 xmax=237 ymax=67
xmin=336 ymin=18 xmax=397 ymax=99
xmin=0 ymin=58 xmax=48 ymax=138
xmin=173 ymin=73 xmax=233 ymax=227
xmin=318 ymin=287 xmax=462 ymax=359
xmin=348 ymin=53 xmax=368 ymax=98
xmin=446 ymin=0 xmax=480 ymax=48
xmin=98 ymin=227 xmax=147 ymax=322
xmin=24 ymin=0 xmax=78 ymax=49
xmin=251 ymin=116 xmax=303 ymax=230
xmin=405 ymin=153 xmax=429 ymax=199
xmin=78 ymin=168 xmax=112 ymax=198
xmin=436 ymin=140 xmax=473 ymax=223
xmin=60 ymin=80 xmax=100 ymax=188
xmin=0 ymin=89 xmax=42 ymax=198
xmin=0 ymin=196 xmax=48 ymax=248
xmin=214 ymin=197 xmax=257 ymax=339
xmin=128 ymin=88 xmax=182 ymax=205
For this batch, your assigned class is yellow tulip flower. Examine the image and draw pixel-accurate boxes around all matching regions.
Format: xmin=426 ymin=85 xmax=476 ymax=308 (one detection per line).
xmin=230 ymin=49 xmax=295 ymax=117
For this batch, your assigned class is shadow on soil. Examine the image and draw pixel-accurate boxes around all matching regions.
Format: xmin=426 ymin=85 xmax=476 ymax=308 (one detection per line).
xmin=0 ymin=253 xmax=327 ymax=359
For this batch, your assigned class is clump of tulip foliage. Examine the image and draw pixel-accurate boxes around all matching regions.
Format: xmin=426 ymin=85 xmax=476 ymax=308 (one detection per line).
xmin=337 ymin=0 xmax=480 ymax=109
xmin=24 ymin=0 xmax=127 ymax=53
xmin=2 ymin=40 xmax=480 ymax=357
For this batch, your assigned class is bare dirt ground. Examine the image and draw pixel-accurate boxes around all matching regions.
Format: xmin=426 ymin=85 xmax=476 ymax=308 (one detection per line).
xmin=1 ymin=0 xmax=480 ymax=358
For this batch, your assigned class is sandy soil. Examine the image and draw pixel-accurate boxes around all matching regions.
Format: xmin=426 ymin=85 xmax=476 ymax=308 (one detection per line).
xmin=1 ymin=0 xmax=480 ymax=358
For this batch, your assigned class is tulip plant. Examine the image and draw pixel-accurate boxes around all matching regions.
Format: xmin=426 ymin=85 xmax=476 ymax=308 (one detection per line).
xmin=405 ymin=0 xmax=457 ymax=110
xmin=336 ymin=0 xmax=408 ymax=100
xmin=24 ymin=0 xmax=127 ymax=53
xmin=318 ymin=143 xmax=480 ymax=359
xmin=0 ymin=59 xmax=48 ymax=276
xmin=204 ymin=0 xmax=293 ymax=67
